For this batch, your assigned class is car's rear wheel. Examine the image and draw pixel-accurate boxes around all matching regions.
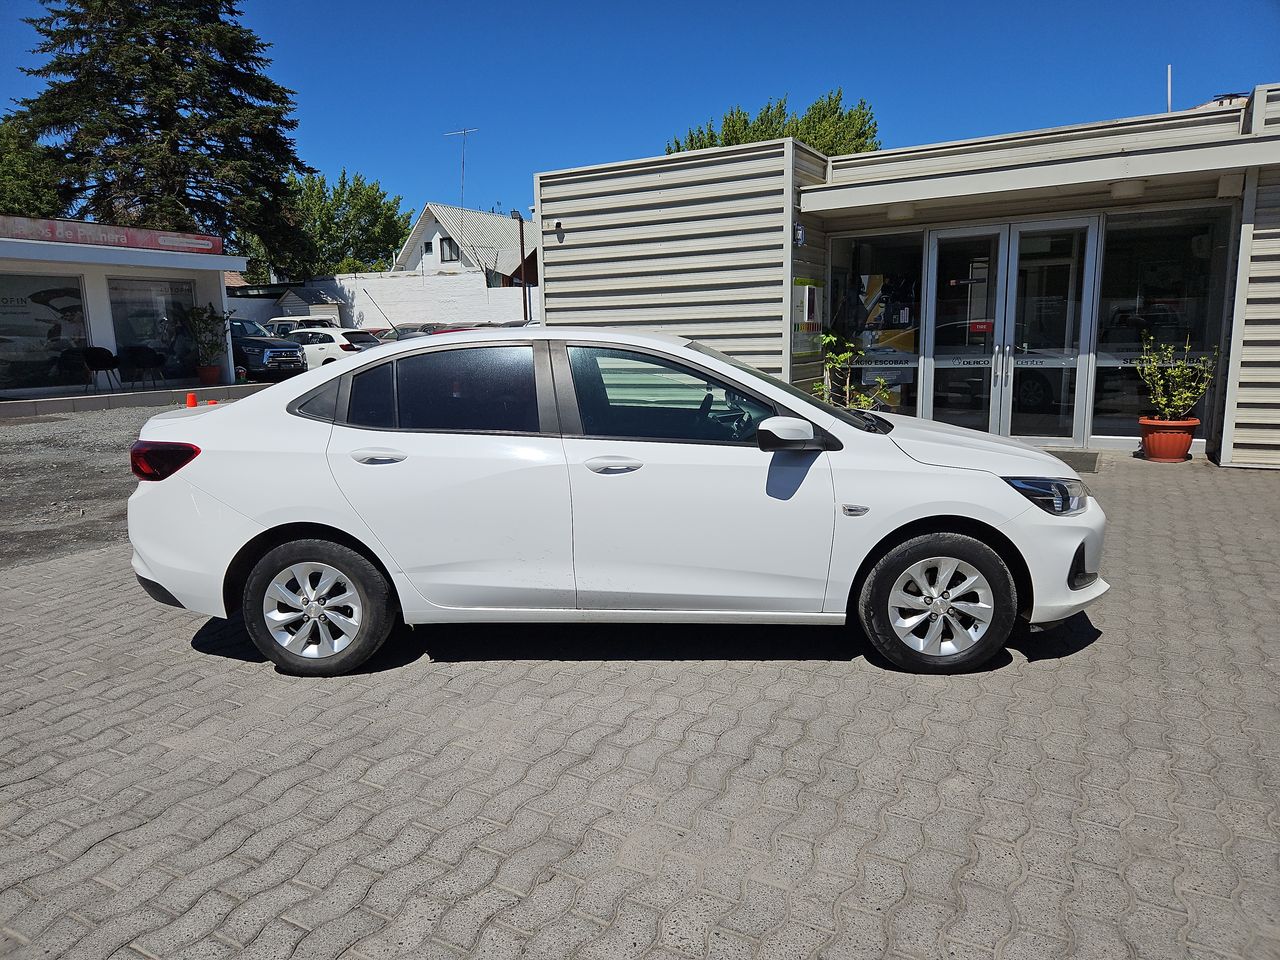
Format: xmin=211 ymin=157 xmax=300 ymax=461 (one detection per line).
xmin=242 ymin=539 xmax=394 ymax=676
xmin=857 ymin=533 xmax=1016 ymax=673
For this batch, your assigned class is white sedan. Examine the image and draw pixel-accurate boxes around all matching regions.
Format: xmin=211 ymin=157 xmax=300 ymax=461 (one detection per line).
xmin=128 ymin=328 xmax=1107 ymax=676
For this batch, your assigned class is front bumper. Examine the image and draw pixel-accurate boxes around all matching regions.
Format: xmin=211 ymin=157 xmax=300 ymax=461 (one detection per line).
xmin=1002 ymin=496 xmax=1109 ymax=623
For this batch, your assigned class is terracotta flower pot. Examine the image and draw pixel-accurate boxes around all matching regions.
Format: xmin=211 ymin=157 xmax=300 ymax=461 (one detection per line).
xmin=196 ymin=364 xmax=223 ymax=387
xmin=1139 ymin=416 xmax=1199 ymax=463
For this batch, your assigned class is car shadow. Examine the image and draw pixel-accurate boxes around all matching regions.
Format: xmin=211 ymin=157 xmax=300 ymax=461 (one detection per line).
xmin=191 ymin=611 xmax=1101 ymax=676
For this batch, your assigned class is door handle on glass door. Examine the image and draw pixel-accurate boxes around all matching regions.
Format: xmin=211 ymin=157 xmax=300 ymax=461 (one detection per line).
xmin=585 ymin=456 xmax=643 ymax=475
xmin=351 ymin=448 xmax=407 ymax=465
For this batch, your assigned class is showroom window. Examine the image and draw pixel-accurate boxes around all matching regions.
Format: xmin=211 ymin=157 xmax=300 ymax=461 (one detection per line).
xmin=0 ymin=273 xmax=88 ymax=392
xmin=828 ymin=233 xmax=923 ymax=416
xmin=1092 ymin=209 xmax=1231 ymax=437
xmin=108 ymin=278 xmax=198 ymax=380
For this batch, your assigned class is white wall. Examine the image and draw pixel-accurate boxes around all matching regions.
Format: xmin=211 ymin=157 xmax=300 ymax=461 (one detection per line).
xmin=397 ymin=213 xmax=479 ymax=274
xmin=302 ymin=270 xmax=539 ymax=329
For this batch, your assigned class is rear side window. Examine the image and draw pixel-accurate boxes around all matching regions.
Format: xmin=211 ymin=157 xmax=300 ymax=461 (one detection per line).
xmin=397 ymin=346 xmax=537 ymax=433
xmin=295 ymin=379 xmax=339 ymax=421
xmin=348 ymin=362 xmax=395 ymax=428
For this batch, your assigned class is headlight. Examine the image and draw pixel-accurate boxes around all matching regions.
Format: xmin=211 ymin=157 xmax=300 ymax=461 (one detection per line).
xmin=242 ymin=346 xmax=263 ymax=356
xmin=1004 ymin=477 xmax=1089 ymax=516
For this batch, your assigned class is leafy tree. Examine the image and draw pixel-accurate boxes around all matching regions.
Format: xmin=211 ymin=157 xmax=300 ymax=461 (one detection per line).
xmin=0 ymin=115 xmax=64 ymax=217
xmin=15 ymin=0 xmax=309 ymax=268
xmin=239 ymin=170 xmax=412 ymax=281
xmin=668 ymin=88 xmax=879 ymax=156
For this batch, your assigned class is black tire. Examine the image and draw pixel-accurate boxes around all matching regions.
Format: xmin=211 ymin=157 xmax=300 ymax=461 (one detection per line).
xmin=857 ymin=532 xmax=1017 ymax=673
xmin=242 ymin=538 xmax=394 ymax=676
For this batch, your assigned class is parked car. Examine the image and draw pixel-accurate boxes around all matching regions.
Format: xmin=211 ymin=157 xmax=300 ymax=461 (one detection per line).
xmin=227 ymin=319 xmax=306 ymax=382
xmin=285 ymin=327 xmax=381 ymax=368
xmin=262 ymin=317 xmax=338 ymax=338
xmin=129 ymin=327 xmax=1107 ymax=677
xmin=376 ymin=323 xmax=443 ymax=341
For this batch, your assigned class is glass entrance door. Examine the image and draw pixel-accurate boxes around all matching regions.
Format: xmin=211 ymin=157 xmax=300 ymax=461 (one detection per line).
xmin=923 ymin=219 xmax=1099 ymax=444
xmin=1001 ymin=220 xmax=1098 ymax=443
xmin=925 ymin=229 xmax=1008 ymax=432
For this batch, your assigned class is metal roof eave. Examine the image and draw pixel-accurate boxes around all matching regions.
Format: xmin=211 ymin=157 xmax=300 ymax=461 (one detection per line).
xmin=800 ymin=136 xmax=1280 ymax=214
xmin=0 ymin=237 xmax=248 ymax=272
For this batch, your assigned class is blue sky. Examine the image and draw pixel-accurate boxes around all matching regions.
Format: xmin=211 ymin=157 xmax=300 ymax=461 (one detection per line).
xmin=2 ymin=0 xmax=1278 ymax=222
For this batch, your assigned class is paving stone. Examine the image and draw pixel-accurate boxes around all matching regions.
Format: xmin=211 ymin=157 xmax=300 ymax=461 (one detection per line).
xmin=0 ymin=453 xmax=1277 ymax=958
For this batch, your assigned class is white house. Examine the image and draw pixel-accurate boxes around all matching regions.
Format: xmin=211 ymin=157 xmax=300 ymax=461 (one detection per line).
xmin=392 ymin=202 xmax=538 ymax=289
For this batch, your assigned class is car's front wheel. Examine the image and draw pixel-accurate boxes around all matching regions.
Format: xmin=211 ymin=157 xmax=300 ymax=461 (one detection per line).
xmin=857 ymin=532 xmax=1017 ymax=673
xmin=242 ymin=539 xmax=394 ymax=676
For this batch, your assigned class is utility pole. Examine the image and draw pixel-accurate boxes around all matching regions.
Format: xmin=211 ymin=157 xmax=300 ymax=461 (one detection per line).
xmin=510 ymin=209 xmax=529 ymax=325
xmin=1167 ymin=65 xmax=1172 ymax=113
xmin=444 ymin=128 xmax=479 ymax=208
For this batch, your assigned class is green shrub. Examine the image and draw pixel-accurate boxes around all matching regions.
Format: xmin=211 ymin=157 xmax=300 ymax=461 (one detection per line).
xmin=1135 ymin=335 xmax=1217 ymax=421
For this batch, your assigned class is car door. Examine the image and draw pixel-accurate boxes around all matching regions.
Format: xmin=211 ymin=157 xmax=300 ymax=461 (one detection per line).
xmin=555 ymin=342 xmax=836 ymax=613
xmin=325 ymin=341 xmax=575 ymax=609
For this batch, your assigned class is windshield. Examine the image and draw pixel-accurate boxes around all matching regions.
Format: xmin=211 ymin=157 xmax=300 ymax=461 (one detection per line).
xmin=686 ymin=341 xmax=890 ymax=433
xmin=343 ymin=331 xmax=379 ymax=344
xmin=230 ymin=319 xmax=269 ymax=338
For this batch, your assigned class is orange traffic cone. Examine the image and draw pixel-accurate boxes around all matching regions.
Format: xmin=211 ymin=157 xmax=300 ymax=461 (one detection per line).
xmin=185 ymin=392 xmax=198 ymax=408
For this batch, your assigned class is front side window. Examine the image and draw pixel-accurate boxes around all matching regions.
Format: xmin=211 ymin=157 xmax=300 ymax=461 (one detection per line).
xmin=567 ymin=346 xmax=774 ymax=444
xmin=440 ymin=237 xmax=460 ymax=262
xmin=397 ymin=345 xmax=537 ymax=432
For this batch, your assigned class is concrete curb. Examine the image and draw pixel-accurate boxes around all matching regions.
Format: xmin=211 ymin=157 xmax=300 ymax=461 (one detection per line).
xmin=0 ymin=382 xmax=274 ymax=419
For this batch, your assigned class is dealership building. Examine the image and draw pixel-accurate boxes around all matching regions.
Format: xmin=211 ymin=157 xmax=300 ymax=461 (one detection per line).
xmin=535 ymin=82 xmax=1280 ymax=467
xmin=0 ymin=216 xmax=246 ymax=403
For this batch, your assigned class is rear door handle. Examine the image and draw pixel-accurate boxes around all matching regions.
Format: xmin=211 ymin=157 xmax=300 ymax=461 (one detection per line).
xmin=351 ymin=448 xmax=407 ymax=465
xmin=585 ymin=456 xmax=643 ymax=475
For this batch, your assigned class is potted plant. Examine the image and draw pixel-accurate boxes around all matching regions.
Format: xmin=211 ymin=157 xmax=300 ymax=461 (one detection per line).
xmin=1134 ymin=335 xmax=1217 ymax=463
xmin=186 ymin=303 xmax=233 ymax=386
xmin=813 ymin=331 xmax=893 ymax=410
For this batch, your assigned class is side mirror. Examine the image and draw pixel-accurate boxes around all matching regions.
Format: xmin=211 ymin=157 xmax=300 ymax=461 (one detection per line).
xmin=757 ymin=416 xmax=822 ymax=452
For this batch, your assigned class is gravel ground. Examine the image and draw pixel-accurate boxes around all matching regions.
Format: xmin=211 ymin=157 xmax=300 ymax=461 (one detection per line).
xmin=0 ymin=406 xmax=164 ymax=568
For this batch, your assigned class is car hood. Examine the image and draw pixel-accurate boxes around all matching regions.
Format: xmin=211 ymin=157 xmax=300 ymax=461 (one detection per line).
xmin=878 ymin=412 xmax=1080 ymax=479
xmin=234 ymin=336 xmax=298 ymax=350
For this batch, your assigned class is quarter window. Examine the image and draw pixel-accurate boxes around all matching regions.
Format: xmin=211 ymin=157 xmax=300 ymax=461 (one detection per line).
xmin=348 ymin=362 xmax=395 ymax=428
xmin=397 ymin=346 xmax=538 ymax=432
xmin=567 ymin=346 xmax=774 ymax=444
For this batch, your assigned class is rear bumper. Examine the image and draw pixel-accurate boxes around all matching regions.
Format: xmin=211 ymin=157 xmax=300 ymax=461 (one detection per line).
xmin=136 ymin=573 xmax=183 ymax=608
xmin=128 ymin=477 xmax=265 ymax=618
xmin=1003 ymin=496 xmax=1109 ymax=624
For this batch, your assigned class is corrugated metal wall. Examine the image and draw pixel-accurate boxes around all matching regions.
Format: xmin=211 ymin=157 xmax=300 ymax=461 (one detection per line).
xmin=791 ymin=143 xmax=830 ymax=387
xmin=1228 ymin=165 xmax=1280 ymax=466
xmin=536 ymin=142 xmax=791 ymax=374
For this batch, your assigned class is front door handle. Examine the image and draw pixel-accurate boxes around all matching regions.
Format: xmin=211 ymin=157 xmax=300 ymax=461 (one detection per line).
xmin=585 ymin=456 xmax=643 ymax=475
xmin=351 ymin=448 xmax=407 ymax=465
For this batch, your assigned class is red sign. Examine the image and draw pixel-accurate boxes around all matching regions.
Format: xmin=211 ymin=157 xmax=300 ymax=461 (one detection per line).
xmin=0 ymin=215 xmax=223 ymax=255
xmin=969 ymin=320 xmax=994 ymax=334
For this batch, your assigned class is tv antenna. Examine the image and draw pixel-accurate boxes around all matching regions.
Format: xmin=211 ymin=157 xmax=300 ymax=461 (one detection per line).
xmin=444 ymin=127 xmax=479 ymax=208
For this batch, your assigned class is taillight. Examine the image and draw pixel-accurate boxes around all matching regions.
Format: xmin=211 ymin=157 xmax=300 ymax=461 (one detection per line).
xmin=340 ymin=341 xmax=359 ymax=351
xmin=130 ymin=441 xmax=200 ymax=481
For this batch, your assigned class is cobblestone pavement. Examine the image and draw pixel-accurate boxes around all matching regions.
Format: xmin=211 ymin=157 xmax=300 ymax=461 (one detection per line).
xmin=2 ymin=453 xmax=1278 ymax=960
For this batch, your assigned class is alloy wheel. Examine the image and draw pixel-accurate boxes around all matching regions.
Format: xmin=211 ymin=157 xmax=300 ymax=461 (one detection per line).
xmin=261 ymin=562 xmax=363 ymax=659
xmin=887 ymin=556 xmax=994 ymax=657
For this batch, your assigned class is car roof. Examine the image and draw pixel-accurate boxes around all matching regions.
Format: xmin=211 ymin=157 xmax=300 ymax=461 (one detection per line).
xmin=367 ymin=326 xmax=691 ymax=357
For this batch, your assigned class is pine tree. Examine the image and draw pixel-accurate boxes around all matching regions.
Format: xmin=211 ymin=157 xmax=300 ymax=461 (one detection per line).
xmin=0 ymin=115 xmax=64 ymax=217
xmin=667 ymin=89 xmax=880 ymax=157
xmin=16 ymin=0 xmax=309 ymax=264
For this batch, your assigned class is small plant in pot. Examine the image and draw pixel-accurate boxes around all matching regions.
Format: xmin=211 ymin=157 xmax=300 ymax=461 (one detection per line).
xmin=1134 ymin=335 xmax=1217 ymax=463
xmin=813 ymin=331 xmax=893 ymax=410
xmin=186 ymin=303 xmax=233 ymax=386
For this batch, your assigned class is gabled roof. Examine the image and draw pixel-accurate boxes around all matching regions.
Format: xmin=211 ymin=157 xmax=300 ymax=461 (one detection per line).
xmin=277 ymin=287 xmax=342 ymax=305
xmin=393 ymin=201 xmax=538 ymax=276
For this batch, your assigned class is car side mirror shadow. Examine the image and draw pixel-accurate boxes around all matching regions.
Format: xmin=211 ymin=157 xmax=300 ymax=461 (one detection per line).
xmin=756 ymin=416 xmax=827 ymax=452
